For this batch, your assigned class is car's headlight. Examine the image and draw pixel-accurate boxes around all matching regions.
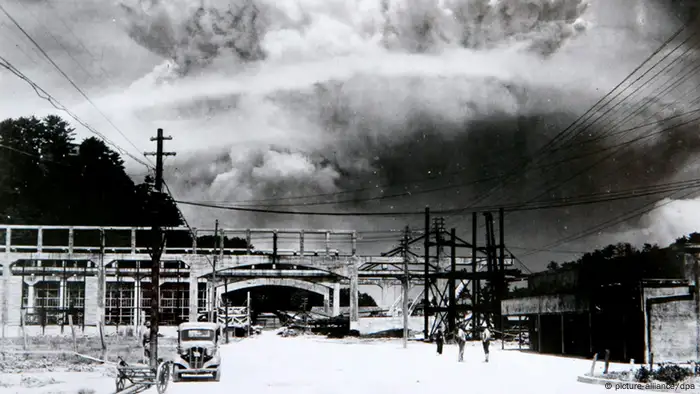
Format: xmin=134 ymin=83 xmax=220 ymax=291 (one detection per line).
xmin=206 ymin=347 xmax=216 ymax=356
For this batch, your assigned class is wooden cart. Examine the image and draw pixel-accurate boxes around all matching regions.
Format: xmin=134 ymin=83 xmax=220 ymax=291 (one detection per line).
xmin=115 ymin=357 xmax=172 ymax=394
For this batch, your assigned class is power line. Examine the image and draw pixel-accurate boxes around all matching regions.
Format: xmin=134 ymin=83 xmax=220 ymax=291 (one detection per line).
xmin=220 ymin=24 xmax=695 ymax=211
xmin=0 ymin=3 xmax=152 ymax=167
xmin=497 ymin=36 xmax=698 ymax=209
xmin=174 ymin=176 xmax=700 ymax=217
xmin=0 ymin=142 xmax=69 ymax=165
xmin=0 ymin=56 xmax=152 ymax=168
xmin=439 ymin=37 xmax=700 ymax=223
xmin=41 ymin=0 xmax=115 ymax=84
xmin=459 ymin=23 xmax=693 ymax=209
xmin=507 ymin=246 xmax=589 ymax=255
xmin=522 ymin=110 xmax=700 ymax=205
xmin=11 ymin=0 xmax=96 ymax=82
xmin=550 ymin=51 xmax=700 ymax=153
xmin=205 ymin=106 xmax=700 ymax=209
xmin=512 ymin=36 xmax=697 ymax=205
xmin=519 ymin=186 xmax=700 ymax=260
xmin=539 ymin=31 xmax=698 ymax=154
xmin=504 ymin=247 xmax=533 ymax=275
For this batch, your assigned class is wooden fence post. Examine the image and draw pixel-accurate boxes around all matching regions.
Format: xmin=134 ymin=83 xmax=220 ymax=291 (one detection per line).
xmin=590 ymin=353 xmax=598 ymax=376
xmin=98 ymin=322 xmax=107 ymax=361
xmin=20 ymin=309 xmax=27 ymax=351
xmin=69 ymin=315 xmax=77 ymax=353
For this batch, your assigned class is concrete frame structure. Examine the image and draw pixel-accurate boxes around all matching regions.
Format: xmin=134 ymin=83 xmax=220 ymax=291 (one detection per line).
xmin=214 ymin=278 xmax=338 ymax=316
xmin=0 ymin=225 xmax=483 ymax=334
xmin=501 ymin=257 xmax=700 ymax=364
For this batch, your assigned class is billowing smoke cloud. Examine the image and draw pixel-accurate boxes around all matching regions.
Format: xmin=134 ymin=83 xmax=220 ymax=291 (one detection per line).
xmin=46 ymin=0 xmax=700 ymax=262
xmin=118 ymin=0 xmax=267 ymax=75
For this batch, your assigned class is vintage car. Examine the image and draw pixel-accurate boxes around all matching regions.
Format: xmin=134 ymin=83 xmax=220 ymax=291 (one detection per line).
xmin=172 ymin=322 xmax=222 ymax=382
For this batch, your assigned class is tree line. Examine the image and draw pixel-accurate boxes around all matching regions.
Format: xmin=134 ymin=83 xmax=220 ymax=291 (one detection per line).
xmin=509 ymin=234 xmax=695 ymax=298
xmin=1 ymin=115 xmax=379 ymax=306
xmin=0 ymin=115 xmax=255 ymax=248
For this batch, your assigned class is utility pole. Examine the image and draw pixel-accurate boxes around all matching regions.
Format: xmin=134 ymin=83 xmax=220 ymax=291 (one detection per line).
xmin=423 ymin=207 xmax=430 ymax=340
xmin=694 ymin=252 xmax=700 ymax=361
xmin=144 ymin=128 xmax=175 ymax=368
xmin=210 ymin=220 xmax=219 ymax=323
xmin=246 ymin=291 xmax=251 ymax=337
xmin=402 ymin=226 xmax=410 ymax=349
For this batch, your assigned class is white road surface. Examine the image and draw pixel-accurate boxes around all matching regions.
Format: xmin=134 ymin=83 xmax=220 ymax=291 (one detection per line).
xmin=164 ymin=332 xmax=643 ymax=394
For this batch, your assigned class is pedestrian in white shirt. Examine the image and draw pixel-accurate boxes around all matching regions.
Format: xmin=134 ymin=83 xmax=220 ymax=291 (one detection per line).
xmin=481 ymin=327 xmax=491 ymax=362
xmin=455 ymin=326 xmax=467 ymax=362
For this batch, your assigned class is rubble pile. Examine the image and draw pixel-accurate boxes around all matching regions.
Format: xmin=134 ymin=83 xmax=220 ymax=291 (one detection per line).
xmin=20 ymin=375 xmax=61 ymax=388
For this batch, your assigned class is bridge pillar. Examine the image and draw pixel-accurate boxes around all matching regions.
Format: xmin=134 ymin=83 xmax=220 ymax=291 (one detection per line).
xmin=332 ymin=282 xmax=340 ymax=317
xmin=85 ymin=254 xmax=102 ymax=326
xmin=188 ymin=274 xmax=199 ymax=322
xmin=1 ymin=259 xmax=11 ymax=334
xmin=349 ymin=258 xmax=359 ymax=330
xmin=5 ymin=268 xmax=21 ymax=330
xmin=133 ymin=280 xmax=142 ymax=330
xmin=23 ymin=277 xmax=38 ymax=311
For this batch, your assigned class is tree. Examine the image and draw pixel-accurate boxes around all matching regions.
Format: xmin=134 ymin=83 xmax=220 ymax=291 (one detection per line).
xmin=533 ymin=239 xmax=688 ymax=299
xmin=0 ymin=115 xmax=183 ymax=230
xmin=338 ymin=288 xmax=378 ymax=307
xmin=0 ymin=115 xmax=76 ymax=224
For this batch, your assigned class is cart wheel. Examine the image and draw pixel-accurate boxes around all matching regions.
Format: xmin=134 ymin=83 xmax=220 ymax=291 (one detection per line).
xmin=116 ymin=376 xmax=126 ymax=393
xmin=155 ymin=361 xmax=170 ymax=394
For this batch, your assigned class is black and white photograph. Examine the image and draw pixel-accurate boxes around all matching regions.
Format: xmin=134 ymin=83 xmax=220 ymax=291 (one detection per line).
xmin=1 ymin=0 xmax=700 ymax=393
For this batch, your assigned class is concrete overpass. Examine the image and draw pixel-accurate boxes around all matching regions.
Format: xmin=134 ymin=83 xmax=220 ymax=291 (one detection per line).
xmin=0 ymin=225 xmax=511 ymax=332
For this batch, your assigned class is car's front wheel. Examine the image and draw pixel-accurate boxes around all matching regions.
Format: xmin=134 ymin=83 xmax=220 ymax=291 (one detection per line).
xmin=172 ymin=366 xmax=181 ymax=383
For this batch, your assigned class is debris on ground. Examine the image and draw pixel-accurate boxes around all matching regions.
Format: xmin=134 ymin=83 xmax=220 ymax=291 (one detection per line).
xmin=20 ymin=375 xmax=61 ymax=388
xmin=277 ymin=327 xmax=302 ymax=337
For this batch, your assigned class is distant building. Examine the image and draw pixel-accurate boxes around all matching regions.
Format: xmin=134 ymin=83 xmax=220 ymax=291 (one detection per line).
xmin=501 ymin=251 xmax=699 ymax=364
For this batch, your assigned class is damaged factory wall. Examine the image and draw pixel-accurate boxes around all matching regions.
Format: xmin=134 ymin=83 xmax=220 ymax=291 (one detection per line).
xmin=643 ymin=253 xmax=699 ymax=364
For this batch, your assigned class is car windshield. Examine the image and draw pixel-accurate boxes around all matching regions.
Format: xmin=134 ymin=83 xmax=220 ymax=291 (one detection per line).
xmin=181 ymin=329 xmax=215 ymax=341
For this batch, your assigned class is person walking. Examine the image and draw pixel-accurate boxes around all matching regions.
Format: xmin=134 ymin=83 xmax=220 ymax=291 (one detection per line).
xmin=481 ymin=327 xmax=492 ymax=362
xmin=142 ymin=321 xmax=152 ymax=363
xmin=455 ymin=325 xmax=467 ymax=362
xmin=435 ymin=328 xmax=444 ymax=355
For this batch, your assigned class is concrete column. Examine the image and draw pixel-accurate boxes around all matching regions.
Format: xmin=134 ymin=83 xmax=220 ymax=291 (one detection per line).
xmin=561 ymin=314 xmax=565 ymax=355
xmin=323 ymin=288 xmax=330 ymax=315
xmin=188 ymin=274 xmax=199 ymax=322
xmin=96 ymin=271 xmax=105 ymax=326
xmin=537 ymin=313 xmax=542 ymax=353
xmin=59 ymin=279 xmax=66 ymax=309
xmin=6 ymin=275 xmax=22 ymax=327
xmin=380 ymin=281 xmax=393 ymax=308
xmin=22 ymin=276 xmax=39 ymax=314
xmin=95 ymin=243 xmax=105 ymax=327
xmin=349 ymin=259 xmax=359 ymax=330
xmin=0 ymin=262 xmax=6 ymax=333
xmin=333 ymin=282 xmax=340 ymax=317
xmin=27 ymin=284 xmax=35 ymax=310
xmin=134 ymin=280 xmax=141 ymax=328
xmin=84 ymin=277 xmax=98 ymax=326
xmin=2 ymin=232 xmax=10 ymax=336
xmin=206 ymin=281 xmax=212 ymax=311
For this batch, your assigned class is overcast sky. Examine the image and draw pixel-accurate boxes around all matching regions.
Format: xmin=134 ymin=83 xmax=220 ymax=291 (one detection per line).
xmin=1 ymin=0 xmax=699 ymax=271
